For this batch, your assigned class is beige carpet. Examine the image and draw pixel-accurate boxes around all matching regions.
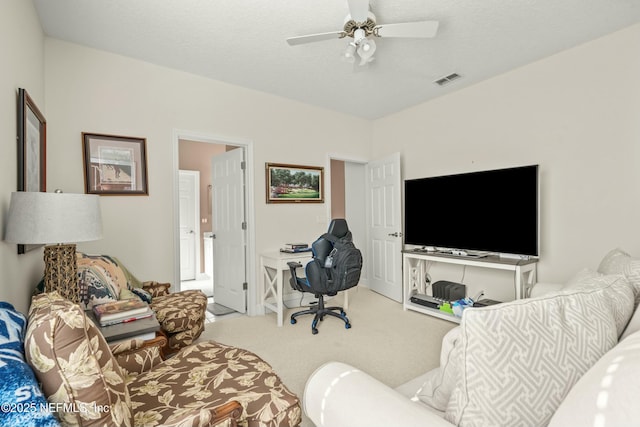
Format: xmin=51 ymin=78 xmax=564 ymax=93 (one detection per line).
xmin=196 ymin=287 xmax=456 ymax=426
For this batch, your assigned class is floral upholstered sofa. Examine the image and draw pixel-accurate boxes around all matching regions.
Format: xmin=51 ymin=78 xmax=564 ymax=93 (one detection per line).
xmin=16 ymin=292 xmax=301 ymax=427
xmin=76 ymin=253 xmax=208 ymax=352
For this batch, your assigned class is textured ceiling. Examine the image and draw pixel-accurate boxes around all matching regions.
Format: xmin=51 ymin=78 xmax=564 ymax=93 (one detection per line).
xmin=33 ymin=0 xmax=640 ymax=119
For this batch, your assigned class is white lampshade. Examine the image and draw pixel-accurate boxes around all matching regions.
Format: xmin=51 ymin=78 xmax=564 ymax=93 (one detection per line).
xmin=4 ymin=191 xmax=103 ymax=245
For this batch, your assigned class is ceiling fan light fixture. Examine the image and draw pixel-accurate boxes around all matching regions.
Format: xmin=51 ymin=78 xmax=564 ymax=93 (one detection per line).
xmin=342 ymin=42 xmax=357 ymax=63
xmin=357 ymin=37 xmax=376 ymax=65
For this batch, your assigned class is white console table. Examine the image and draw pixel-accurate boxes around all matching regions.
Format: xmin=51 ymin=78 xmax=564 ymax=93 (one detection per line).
xmin=403 ymin=250 xmax=538 ymax=323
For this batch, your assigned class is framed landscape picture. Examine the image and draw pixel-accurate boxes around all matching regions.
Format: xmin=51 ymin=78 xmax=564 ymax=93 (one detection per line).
xmin=16 ymin=88 xmax=47 ymax=254
xmin=82 ymin=133 xmax=149 ymax=195
xmin=266 ymin=163 xmax=324 ymax=203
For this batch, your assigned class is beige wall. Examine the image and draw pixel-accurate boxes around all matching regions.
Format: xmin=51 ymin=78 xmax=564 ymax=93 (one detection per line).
xmin=372 ymin=23 xmax=640 ymax=285
xmin=43 ymin=38 xmax=371 ymax=314
xmin=0 ymin=0 xmax=46 ymax=314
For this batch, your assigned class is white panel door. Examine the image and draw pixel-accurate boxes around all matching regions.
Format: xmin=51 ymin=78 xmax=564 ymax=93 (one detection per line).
xmin=211 ymin=148 xmax=247 ymax=313
xmin=179 ymin=170 xmax=199 ymax=281
xmin=366 ymin=152 xmax=403 ymax=302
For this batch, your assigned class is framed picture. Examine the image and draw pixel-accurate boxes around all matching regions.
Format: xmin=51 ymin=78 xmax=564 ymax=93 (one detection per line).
xmin=82 ymin=133 xmax=149 ymax=195
xmin=266 ymin=163 xmax=324 ymax=203
xmin=17 ymin=88 xmax=47 ymax=254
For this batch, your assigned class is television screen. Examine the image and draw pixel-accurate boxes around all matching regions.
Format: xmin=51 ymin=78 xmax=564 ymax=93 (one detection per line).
xmin=404 ymin=165 xmax=539 ymax=257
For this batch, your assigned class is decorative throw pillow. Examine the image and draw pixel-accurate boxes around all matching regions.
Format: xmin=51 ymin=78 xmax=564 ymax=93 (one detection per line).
xmin=444 ymin=284 xmax=619 ymax=427
xmin=563 ymin=268 xmax=601 ymax=289
xmin=598 ymin=248 xmax=631 ymax=275
xmin=77 ymin=253 xmax=127 ymax=309
xmin=598 ymin=248 xmax=640 ymax=307
xmin=25 ymin=292 xmax=133 ymax=426
xmin=562 ymin=271 xmax=634 ymax=338
xmin=0 ymin=302 xmax=59 ymax=427
xmin=416 ymin=326 xmax=461 ymax=410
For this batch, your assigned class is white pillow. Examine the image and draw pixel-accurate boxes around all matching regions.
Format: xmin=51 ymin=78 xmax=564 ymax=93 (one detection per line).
xmin=416 ymin=326 xmax=461 ymax=410
xmin=444 ymin=284 xmax=619 ymax=427
xmin=563 ymin=268 xmax=600 ymax=289
xmin=598 ymin=248 xmax=640 ymax=307
xmin=563 ymin=272 xmax=634 ymax=338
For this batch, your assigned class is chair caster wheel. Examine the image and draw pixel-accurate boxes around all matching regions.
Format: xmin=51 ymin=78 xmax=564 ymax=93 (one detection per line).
xmin=345 ymin=322 xmax=351 ymax=329
xmin=312 ymin=328 xmax=319 ymax=335
xmin=290 ymin=318 xmax=297 ymax=325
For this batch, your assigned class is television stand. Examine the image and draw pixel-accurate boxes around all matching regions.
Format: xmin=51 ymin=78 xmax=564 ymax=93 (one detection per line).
xmin=402 ymin=250 xmax=537 ymax=323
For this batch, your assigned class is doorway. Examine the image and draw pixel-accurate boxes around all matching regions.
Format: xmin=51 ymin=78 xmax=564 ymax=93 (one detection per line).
xmin=173 ymin=130 xmax=257 ymax=319
xmin=328 ymin=153 xmax=403 ymax=301
xmin=328 ymin=157 xmax=368 ymax=287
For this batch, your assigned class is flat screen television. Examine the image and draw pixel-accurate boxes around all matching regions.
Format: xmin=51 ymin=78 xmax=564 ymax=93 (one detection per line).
xmin=404 ymin=165 xmax=539 ymax=257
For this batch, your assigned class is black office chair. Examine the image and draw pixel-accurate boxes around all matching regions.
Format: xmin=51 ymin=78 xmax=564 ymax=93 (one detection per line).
xmin=287 ymin=219 xmax=363 ymax=334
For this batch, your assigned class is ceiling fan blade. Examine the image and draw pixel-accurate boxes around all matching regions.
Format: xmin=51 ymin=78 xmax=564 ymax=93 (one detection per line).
xmin=286 ymin=30 xmax=345 ymax=46
xmin=346 ymin=0 xmax=369 ymax=22
xmin=375 ymin=20 xmax=439 ymax=38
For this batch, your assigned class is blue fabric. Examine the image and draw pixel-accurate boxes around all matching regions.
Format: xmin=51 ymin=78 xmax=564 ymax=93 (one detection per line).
xmin=0 ymin=302 xmax=59 ymax=426
xmin=131 ymin=287 xmax=153 ymax=303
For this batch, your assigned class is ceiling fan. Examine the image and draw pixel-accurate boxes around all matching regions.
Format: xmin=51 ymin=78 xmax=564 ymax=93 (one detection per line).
xmin=286 ymin=0 xmax=439 ymax=66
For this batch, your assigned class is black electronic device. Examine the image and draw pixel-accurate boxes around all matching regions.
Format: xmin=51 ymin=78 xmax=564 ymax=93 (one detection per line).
xmin=404 ymin=165 xmax=539 ymax=257
xmin=474 ymin=299 xmax=503 ymax=307
xmin=447 ymin=283 xmax=466 ymax=301
xmin=410 ymin=294 xmax=440 ymax=309
xmin=431 ymin=280 xmax=466 ymax=301
xmin=432 ymin=281 xmax=447 ymax=299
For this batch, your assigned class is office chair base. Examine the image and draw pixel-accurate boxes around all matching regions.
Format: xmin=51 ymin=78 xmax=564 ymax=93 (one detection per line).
xmin=290 ymin=297 xmax=351 ymax=334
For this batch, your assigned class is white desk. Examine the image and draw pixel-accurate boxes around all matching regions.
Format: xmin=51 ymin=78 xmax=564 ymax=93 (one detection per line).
xmin=260 ymin=251 xmax=350 ymax=327
xmin=260 ymin=251 xmax=312 ymax=327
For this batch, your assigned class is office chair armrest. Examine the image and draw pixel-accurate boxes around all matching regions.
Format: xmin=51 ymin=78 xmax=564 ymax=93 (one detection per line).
xmin=287 ymin=262 xmax=304 ymax=291
xmin=305 ymin=362 xmax=453 ymax=427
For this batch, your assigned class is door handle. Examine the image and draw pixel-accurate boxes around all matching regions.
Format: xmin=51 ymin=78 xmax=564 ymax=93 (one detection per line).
xmin=388 ymin=232 xmax=403 ymax=237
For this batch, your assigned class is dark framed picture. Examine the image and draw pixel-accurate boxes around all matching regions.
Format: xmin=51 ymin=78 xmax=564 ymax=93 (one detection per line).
xmin=82 ymin=133 xmax=149 ymax=195
xmin=266 ymin=163 xmax=324 ymax=203
xmin=17 ymin=88 xmax=47 ymax=254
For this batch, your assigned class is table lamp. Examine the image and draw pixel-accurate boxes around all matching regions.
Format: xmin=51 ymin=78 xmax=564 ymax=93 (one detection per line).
xmin=4 ymin=190 xmax=103 ymax=303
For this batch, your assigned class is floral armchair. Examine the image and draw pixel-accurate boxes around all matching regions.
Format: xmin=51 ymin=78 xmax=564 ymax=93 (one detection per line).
xmin=25 ymin=292 xmax=301 ymax=427
xmin=76 ymin=253 xmax=208 ymax=353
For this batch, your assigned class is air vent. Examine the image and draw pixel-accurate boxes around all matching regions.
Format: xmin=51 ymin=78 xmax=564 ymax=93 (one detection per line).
xmin=434 ymin=73 xmax=462 ymax=86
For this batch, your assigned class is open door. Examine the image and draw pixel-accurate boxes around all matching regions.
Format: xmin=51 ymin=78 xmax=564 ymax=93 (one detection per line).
xmin=178 ymin=170 xmax=199 ymax=281
xmin=365 ymin=152 xmax=403 ymax=302
xmin=211 ymin=148 xmax=247 ymax=313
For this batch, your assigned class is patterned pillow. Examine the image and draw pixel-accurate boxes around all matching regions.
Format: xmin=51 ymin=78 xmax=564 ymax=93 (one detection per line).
xmin=25 ymin=292 xmax=133 ymax=426
xmin=416 ymin=326 xmax=461 ymax=410
xmin=0 ymin=302 xmax=59 ymax=427
xmin=444 ymin=284 xmax=619 ymax=427
xmin=77 ymin=253 xmax=128 ymax=309
xmin=563 ymin=272 xmax=635 ymax=338
xmin=598 ymin=248 xmax=640 ymax=307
